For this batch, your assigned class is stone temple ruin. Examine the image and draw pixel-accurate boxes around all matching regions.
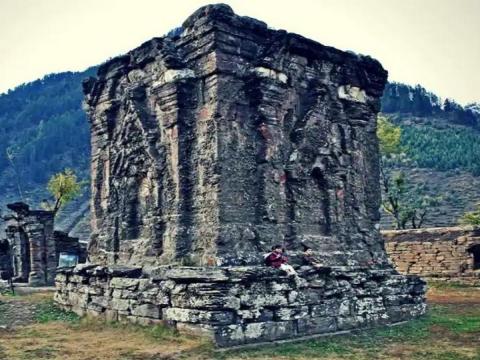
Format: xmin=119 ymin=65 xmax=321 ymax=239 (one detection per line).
xmin=55 ymin=4 xmax=426 ymax=347
xmin=0 ymin=202 xmax=85 ymax=286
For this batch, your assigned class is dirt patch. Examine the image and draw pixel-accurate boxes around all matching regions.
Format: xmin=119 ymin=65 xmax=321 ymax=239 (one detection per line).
xmin=427 ymin=285 xmax=480 ymax=304
xmin=0 ymin=296 xmax=39 ymax=328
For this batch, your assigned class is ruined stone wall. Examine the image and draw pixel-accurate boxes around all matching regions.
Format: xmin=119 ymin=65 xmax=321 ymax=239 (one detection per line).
xmin=4 ymin=203 xmax=56 ymax=286
xmin=384 ymin=227 xmax=480 ymax=284
xmin=55 ymin=264 xmax=425 ymax=347
xmin=84 ymin=4 xmax=388 ymax=268
xmin=1 ymin=203 xmax=86 ymax=285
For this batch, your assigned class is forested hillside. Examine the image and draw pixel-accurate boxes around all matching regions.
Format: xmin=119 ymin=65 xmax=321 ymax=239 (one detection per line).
xmin=0 ymin=68 xmax=96 ymax=239
xmin=0 ymin=72 xmax=479 ymax=233
xmin=381 ymin=83 xmax=480 ymax=228
xmin=0 ymin=68 xmax=96 ymax=196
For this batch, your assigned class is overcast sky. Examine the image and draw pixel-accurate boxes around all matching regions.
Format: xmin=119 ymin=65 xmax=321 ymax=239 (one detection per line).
xmin=1 ymin=0 xmax=479 ymax=105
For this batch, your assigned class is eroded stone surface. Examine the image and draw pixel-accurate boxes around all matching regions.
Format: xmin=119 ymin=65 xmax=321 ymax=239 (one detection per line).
xmin=84 ymin=4 xmax=388 ymax=267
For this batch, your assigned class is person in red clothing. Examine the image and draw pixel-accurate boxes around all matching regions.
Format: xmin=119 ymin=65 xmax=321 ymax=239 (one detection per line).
xmin=264 ymin=244 xmax=297 ymax=276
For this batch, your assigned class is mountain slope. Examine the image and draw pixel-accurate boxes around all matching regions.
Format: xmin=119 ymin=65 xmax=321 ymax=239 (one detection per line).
xmin=380 ymin=83 xmax=480 ymax=228
xmin=0 ymin=68 xmax=96 ymax=240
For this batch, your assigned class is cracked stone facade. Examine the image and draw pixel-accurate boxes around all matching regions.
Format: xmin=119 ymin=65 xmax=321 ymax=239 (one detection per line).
xmin=84 ymin=4 xmax=389 ymax=268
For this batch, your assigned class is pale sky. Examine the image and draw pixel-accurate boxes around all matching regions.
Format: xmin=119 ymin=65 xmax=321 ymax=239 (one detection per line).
xmin=0 ymin=0 xmax=479 ymax=105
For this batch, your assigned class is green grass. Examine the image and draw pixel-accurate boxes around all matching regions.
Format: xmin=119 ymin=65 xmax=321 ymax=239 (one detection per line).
xmin=216 ymin=305 xmax=480 ymax=359
xmin=34 ymin=300 xmax=80 ymax=324
xmin=430 ymin=306 xmax=480 ymax=333
xmin=428 ymin=280 xmax=478 ymax=290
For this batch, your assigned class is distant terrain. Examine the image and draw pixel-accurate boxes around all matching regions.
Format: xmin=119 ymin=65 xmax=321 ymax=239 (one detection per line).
xmin=0 ymin=68 xmax=479 ymax=237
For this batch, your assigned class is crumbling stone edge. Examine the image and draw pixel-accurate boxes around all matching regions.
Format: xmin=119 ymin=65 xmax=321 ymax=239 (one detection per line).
xmin=55 ymin=264 xmax=427 ymax=348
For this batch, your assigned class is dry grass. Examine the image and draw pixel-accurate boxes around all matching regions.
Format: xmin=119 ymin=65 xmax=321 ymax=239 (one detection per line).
xmin=1 ymin=282 xmax=480 ymax=359
xmin=0 ymin=318 xmax=209 ymax=360
xmin=427 ymin=281 xmax=480 ymax=304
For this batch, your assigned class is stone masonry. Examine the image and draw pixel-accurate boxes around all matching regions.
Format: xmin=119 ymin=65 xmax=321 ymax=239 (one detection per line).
xmin=84 ymin=4 xmax=389 ymax=268
xmin=55 ymin=264 xmax=426 ymax=347
xmin=384 ymin=227 xmax=480 ymax=285
xmin=56 ymin=4 xmax=426 ymax=347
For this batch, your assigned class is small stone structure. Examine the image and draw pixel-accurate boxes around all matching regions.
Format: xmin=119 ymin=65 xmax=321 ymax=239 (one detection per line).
xmin=1 ymin=202 xmax=85 ymax=286
xmin=384 ymin=227 xmax=480 ymax=285
xmin=55 ymin=4 xmax=426 ymax=347
xmin=4 ymin=202 xmax=56 ymax=285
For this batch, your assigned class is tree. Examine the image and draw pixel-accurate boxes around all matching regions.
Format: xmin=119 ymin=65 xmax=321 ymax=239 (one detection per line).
xmin=41 ymin=169 xmax=82 ymax=216
xmin=377 ymin=115 xmax=441 ymax=229
xmin=459 ymin=204 xmax=480 ymax=226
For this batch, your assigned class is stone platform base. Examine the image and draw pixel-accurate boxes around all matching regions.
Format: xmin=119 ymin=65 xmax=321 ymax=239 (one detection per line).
xmin=55 ymin=265 xmax=426 ymax=347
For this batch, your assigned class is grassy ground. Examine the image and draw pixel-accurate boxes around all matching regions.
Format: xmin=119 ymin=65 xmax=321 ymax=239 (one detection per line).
xmin=0 ymin=283 xmax=479 ymax=360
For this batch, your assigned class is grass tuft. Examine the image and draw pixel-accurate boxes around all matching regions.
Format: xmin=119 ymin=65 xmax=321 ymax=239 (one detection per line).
xmin=35 ymin=300 xmax=80 ymax=324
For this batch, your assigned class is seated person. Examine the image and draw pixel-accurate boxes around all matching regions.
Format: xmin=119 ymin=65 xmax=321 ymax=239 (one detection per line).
xmin=264 ymin=244 xmax=297 ymax=276
xmin=302 ymin=244 xmax=324 ymax=269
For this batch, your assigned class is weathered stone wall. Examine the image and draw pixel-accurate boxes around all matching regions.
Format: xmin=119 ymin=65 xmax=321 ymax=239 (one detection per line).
xmin=55 ymin=264 xmax=425 ymax=347
xmin=84 ymin=4 xmax=388 ymax=268
xmin=384 ymin=227 xmax=480 ymax=284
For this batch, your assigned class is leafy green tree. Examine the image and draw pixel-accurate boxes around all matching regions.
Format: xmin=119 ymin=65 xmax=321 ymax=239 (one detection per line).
xmin=377 ymin=116 xmax=441 ymax=229
xmin=41 ymin=169 xmax=82 ymax=216
xmin=459 ymin=204 xmax=480 ymax=226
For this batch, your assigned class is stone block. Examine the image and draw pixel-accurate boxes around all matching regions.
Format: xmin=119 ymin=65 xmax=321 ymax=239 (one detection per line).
xmin=297 ymin=316 xmax=337 ymax=334
xmin=105 ymin=309 xmax=119 ymax=322
xmin=110 ymin=277 xmax=140 ymax=290
xmin=242 ymin=321 xmax=297 ymax=343
xmin=275 ymin=306 xmax=309 ymax=321
xmin=310 ymin=299 xmax=340 ymax=317
xmin=213 ymin=325 xmax=245 ymax=347
xmin=240 ymin=292 xmax=288 ymax=308
xmin=336 ymin=315 xmax=366 ymax=330
xmin=237 ymin=309 xmax=274 ymax=322
xmin=171 ymin=293 xmax=240 ymax=310
xmin=111 ymin=298 xmax=130 ymax=312
xmin=90 ymin=296 xmax=109 ymax=309
xmin=165 ymin=267 xmax=229 ymax=282
xmin=163 ymin=308 xmax=234 ymax=325
xmin=131 ymin=304 xmax=161 ymax=319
